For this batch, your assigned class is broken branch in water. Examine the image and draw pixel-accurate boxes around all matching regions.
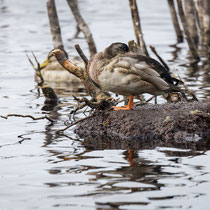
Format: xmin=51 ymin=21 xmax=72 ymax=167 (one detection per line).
xmin=176 ymin=0 xmax=200 ymax=61
xmin=167 ymin=0 xmax=183 ymax=42
xmin=128 ymin=0 xmax=149 ymax=56
xmin=47 ymin=0 xmax=64 ymax=49
xmin=66 ymin=0 xmax=97 ymax=56
xmin=0 ymin=114 xmax=54 ymax=124
xmin=184 ymin=0 xmax=199 ymax=45
xmin=26 ymin=52 xmax=44 ymax=85
xmin=31 ymin=51 xmax=41 ymax=69
xmin=26 ymin=53 xmax=36 ymax=70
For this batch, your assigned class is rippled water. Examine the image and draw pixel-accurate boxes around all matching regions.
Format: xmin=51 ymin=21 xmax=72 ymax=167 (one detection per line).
xmin=0 ymin=0 xmax=210 ymax=209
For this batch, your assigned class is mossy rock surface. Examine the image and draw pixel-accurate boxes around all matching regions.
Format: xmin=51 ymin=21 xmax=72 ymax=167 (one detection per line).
xmin=75 ymin=100 xmax=210 ymax=150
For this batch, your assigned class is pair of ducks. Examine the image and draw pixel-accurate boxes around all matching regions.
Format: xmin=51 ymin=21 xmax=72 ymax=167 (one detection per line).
xmin=39 ymin=43 xmax=181 ymax=110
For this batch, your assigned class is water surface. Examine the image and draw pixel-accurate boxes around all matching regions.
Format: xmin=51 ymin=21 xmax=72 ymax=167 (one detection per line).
xmin=0 ymin=0 xmax=210 ymax=209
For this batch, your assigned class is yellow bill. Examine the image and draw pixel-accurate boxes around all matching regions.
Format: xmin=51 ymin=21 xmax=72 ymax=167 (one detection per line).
xmin=39 ymin=58 xmax=49 ymax=69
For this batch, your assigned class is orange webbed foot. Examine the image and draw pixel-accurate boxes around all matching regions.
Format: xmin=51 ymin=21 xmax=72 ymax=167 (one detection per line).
xmin=113 ymin=96 xmax=134 ymax=111
xmin=113 ymin=105 xmax=132 ymax=110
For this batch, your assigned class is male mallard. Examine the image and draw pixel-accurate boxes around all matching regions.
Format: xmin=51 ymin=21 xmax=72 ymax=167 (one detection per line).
xmin=36 ymin=49 xmax=82 ymax=84
xmin=88 ymin=42 xmax=182 ymax=110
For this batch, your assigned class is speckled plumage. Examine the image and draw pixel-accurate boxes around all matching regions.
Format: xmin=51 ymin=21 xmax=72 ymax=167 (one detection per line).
xmin=36 ymin=52 xmax=82 ymax=84
xmin=88 ymin=43 xmax=180 ymax=98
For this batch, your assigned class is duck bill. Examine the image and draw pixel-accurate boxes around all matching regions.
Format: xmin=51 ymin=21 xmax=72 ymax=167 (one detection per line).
xmin=39 ymin=58 xmax=49 ymax=69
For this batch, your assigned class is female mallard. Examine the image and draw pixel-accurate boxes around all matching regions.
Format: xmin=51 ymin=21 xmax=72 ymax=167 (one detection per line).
xmin=36 ymin=49 xmax=82 ymax=84
xmin=88 ymin=42 xmax=182 ymax=110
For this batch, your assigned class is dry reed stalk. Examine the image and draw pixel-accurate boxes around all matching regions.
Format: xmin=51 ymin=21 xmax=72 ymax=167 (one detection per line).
xmin=197 ymin=0 xmax=205 ymax=33
xmin=47 ymin=0 xmax=64 ymax=49
xmin=168 ymin=0 xmax=183 ymax=42
xmin=149 ymin=45 xmax=170 ymax=71
xmin=74 ymin=44 xmax=88 ymax=67
xmin=129 ymin=0 xmax=149 ymax=56
xmin=203 ymin=0 xmax=210 ymax=48
xmin=176 ymin=0 xmax=200 ymax=60
xmin=184 ymin=0 xmax=199 ymax=45
xmin=66 ymin=0 xmax=97 ymax=56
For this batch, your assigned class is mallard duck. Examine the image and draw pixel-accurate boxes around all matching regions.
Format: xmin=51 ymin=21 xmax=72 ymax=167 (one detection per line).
xmin=36 ymin=49 xmax=82 ymax=84
xmin=88 ymin=42 xmax=182 ymax=110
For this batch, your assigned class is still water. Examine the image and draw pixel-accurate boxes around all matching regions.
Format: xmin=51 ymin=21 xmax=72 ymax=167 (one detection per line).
xmin=0 ymin=0 xmax=210 ymax=209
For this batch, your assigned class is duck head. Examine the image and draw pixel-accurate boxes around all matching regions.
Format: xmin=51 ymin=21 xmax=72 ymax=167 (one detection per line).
xmin=103 ymin=42 xmax=129 ymax=59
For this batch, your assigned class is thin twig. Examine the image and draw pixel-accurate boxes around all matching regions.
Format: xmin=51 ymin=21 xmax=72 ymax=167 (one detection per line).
xmin=69 ymin=101 xmax=87 ymax=121
xmin=26 ymin=52 xmax=44 ymax=85
xmin=174 ymin=69 xmax=198 ymax=101
xmin=149 ymin=45 xmax=170 ymax=71
xmin=0 ymin=114 xmax=54 ymax=124
xmin=74 ymin=44 xmax=89 ymax=66
xmin=73 ymin=95 xmax=103 ymax=109
xmin=31 ymin=51 xmax=40 ymax=69
xmin=26 ymin=53 xmax=36 ymax=71
xmin=56 ymin=115 xmax=93 ymax=134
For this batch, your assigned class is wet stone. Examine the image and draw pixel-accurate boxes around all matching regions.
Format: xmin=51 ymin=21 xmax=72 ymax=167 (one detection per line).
xmin=75 ymin=100 xmax=210 ymax=150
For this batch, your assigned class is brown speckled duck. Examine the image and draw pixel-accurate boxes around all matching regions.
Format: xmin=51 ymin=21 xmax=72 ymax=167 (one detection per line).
xmin=88 ymin=42 xmax=181 ymax=110
xmin=37 ymin=49 xmax=82 ymax=84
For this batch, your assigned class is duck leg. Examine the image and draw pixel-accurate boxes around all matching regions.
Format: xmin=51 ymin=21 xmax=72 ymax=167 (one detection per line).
xmin=113 ymin=96 xmax=134 ymax=110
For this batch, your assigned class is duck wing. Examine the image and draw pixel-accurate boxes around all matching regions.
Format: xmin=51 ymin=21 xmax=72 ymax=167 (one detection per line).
xmin=127 ymin=53 xmax=175 ymax=84
xmin=114 ymin=55 xmax=170 ymax=91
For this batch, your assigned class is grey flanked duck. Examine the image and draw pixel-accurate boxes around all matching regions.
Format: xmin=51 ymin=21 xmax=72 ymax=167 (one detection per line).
xmin=36 ymin=49 xmax=82 ymax=84
xmin=88 ymin=42 xmax=182 ymax=110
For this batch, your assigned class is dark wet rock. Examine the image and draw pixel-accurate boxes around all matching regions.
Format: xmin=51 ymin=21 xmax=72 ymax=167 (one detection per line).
xmin=75 ymin=100 xmax=210 ymax=150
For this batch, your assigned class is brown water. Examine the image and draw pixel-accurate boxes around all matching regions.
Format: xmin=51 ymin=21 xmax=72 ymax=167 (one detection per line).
xmin=0 ymin=0 xmax=210 ymax=209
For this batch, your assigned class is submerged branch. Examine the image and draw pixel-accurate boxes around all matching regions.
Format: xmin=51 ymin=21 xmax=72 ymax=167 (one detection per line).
xmin=0 ymin=114 xmax=54 ymax=124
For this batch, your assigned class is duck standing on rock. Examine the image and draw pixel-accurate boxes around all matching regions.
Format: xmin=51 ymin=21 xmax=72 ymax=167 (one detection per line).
xmin=87 ymin=42 xmax=182 ymax=110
